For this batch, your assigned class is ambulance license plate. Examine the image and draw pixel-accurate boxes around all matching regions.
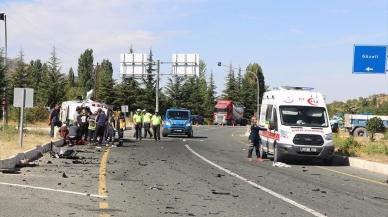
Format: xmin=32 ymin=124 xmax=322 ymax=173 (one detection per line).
xmin=300 ymin=147 xmax=317 ymax=152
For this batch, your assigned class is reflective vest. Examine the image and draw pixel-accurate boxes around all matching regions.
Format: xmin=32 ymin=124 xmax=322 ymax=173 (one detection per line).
xmin=133 ymin=114 xmax=142 ymax=124
xmin=119 ymin=118 xmax=126 ymax=129
xmin=143 ymin=113 xmax=152 ymax=123
xmin=151 ymin=115 xmax=162 ymax=126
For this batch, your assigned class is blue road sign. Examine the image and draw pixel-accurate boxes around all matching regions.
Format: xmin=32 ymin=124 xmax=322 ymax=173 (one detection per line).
xmin=353 ymin=45 xmax=387 ymax=74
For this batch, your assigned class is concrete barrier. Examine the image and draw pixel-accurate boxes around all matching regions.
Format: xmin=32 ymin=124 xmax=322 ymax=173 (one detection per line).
xmin=0 ymin=139 xmax=62 ymax=170
xmin=348 ymin=157 xmax=388 ymax=176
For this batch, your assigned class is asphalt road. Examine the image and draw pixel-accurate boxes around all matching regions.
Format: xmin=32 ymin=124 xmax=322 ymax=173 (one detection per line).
xmin=0 ymin=126 xmax=387 ymax=217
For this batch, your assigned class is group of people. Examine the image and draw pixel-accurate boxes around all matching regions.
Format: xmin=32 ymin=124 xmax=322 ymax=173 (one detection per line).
xmin=49 ymin=105 xmax=127 ymax=148
xmin=132 ymin=109 xmax=163 ymax=141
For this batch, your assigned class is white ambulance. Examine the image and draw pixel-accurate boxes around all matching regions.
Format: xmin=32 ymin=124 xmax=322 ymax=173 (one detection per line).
xmin=259 ymin=86 xmax=334 ymax=164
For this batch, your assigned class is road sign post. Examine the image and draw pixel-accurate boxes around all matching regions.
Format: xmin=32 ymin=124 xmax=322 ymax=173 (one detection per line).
xmin=13 ymin=88 xmax=34 ymax=147
xmin=353 ymin=45 xmax=388 ymax=74
xmin=121 ymin=105 xmax=129 ymax=118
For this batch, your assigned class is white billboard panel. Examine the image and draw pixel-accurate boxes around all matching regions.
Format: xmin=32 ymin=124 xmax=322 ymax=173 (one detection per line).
xmin=172 ymin=54 xmax=199 ymax=77
xmin=120 ymin=53 xmax=148 ymax=77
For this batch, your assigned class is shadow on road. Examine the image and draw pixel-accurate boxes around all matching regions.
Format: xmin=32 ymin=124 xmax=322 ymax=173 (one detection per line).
xmin=165 ymin=135 xmax=208 ymax=139
xmin=273 ymin=155 xmax=350 ymax=167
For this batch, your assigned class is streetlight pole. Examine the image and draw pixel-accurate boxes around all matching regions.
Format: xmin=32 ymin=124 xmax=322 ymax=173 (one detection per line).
xmin=218 ymin=62 xmax=261 ymax=118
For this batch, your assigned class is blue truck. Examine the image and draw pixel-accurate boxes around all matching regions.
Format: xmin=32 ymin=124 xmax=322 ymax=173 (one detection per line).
xmin=162 ymin=108 xmax=193 ymax=138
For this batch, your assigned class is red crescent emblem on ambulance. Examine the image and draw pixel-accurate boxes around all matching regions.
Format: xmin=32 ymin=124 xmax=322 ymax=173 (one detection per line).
xmin=307 ymin=98 xmax=317 ymax=106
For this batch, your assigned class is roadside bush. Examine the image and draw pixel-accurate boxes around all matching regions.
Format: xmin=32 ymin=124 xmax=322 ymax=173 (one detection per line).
xmin=26 ymin=106 xmax=49 ymax=123
xmin=366 ymin=117 xmax=385 ymax=141
xmin=6 ymin=106 xmax=49 ymax=124
xmin=361 ymin=143 xmax=388 ymax=156
xmin=334 ymin=135 xmax=361 ymax=156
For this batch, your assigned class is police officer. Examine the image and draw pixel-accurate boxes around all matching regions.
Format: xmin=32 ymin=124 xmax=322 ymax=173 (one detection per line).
xmin=151 ymin=111 xmax=163 ymax=141
xmin=133 ymin=109 xmax=143 ymax=140
xmin=143 ymin=109 xmax=153 ymax=138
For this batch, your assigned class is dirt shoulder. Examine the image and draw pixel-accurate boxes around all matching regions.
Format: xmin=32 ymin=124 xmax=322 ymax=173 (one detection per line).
xmin=0 ymin=124 xmax=52 ymax=159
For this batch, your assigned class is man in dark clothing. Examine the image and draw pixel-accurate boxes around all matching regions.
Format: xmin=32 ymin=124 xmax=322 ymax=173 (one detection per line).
xmin=96 ymin=109 xmax=107 ymax=146
xmin=48 ymin=104 xmax=60 ymax=138
xmin=248 ymin=117 xmax=267 ymax=162
xmin=68 ymin=125 xmax=80 ymax=146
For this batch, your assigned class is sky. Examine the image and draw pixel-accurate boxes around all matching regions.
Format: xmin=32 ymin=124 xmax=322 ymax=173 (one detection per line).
xmin=0 ymin=0 xmax=387 ymax=103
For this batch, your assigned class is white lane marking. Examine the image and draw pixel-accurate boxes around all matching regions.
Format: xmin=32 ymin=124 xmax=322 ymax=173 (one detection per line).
xmin=0 ymin=182 xmax=106 ymax=199
xmin=185 ymin=145 xmax=326 ymax=217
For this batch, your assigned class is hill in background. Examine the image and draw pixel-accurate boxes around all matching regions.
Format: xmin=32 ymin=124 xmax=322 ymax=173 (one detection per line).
xmin=328 ymin=93 xmax=388 ymax=117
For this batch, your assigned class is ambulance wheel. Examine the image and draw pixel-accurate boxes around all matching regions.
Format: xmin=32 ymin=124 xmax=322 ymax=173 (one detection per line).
xmin=274 ymin=144 xmax=283 ymax=163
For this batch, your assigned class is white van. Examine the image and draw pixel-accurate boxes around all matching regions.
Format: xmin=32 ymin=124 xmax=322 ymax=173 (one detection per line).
xmin=60 ymin=99 xmax=110 ymax=125
xmin=259 ymin=86 xmax=334 ymax=163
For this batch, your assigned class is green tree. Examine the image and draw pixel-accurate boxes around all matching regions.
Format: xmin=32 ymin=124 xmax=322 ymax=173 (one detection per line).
xmin=41 ymin=47 xmax=66 ymax=106
xmin=67 ymin=67 xmax=76 ymax=87
xmin=27 ymin=59 xmax=46 ymax=105
xmin=95 ymin=59 xmax=114 ymax=104
xmin=10 ymin=49 xmax=30 ymax=89
xmin=222 ymin=63 xmax=238 ymax=101
xmin=65 ymin=67 xmax=82 ymax=100
xmin=77 ymin=49 xmax=94 ymax=96
xmin=113 ymin=78 xmax=141 ymax=111
xmin=139 ymin=49 xmax=156 ymax=111
xmin=366 ymin=117 xmax=385 ymax=141
xmin=165 ymin=75 xmax=186 ymax=108
xmin=240 ymin=63 xmax=265 ymax=117
xmin=205 ymin=71 xmax=217 ymax=117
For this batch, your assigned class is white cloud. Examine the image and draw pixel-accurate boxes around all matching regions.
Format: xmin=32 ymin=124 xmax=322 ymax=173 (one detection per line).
xmin=0 ymin=0 xmax=190 ymax=75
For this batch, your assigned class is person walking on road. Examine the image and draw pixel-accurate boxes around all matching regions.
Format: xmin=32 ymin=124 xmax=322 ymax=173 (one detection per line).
xmin=248 ymin=117 xmax=267 ymax=162
xmin=48 ymin=104 xmax=60 ymax=139
xmin=79 ymin=108 xmax=89 ymax=141
xmin=88 ymin=111 xmax=97 ymax=144
xmin=151 ymin=111 xmax=162 ymax=141
xmin=116 ymin=112 xmax=126 ymax=146
xmin=133 ymin=109 xmax=143 ymax=140
xmin=96 ymin=109 xmax=107 ymax=147
xmin=143 ymin=109 xmax=153 ymax=138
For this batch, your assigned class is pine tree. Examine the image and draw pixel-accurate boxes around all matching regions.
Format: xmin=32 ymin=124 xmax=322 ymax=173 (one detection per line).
xmin=77 ymin=49 xmax=94 ymax=96
xmin=95 ymin=59 xmax=114 ymax=104
xmin=41 ymin=47 xmax=66 ymax=106
xmin=206 ymin=71 xmax=217 ymax=117
xmin=67 ymin=67 xmax=75 ymax=87
xmin=222 ymin=63 xmax=238 ymax=101
xmin=10 ymin=49 xmax=30 ymax=89
xmin=139 ymin=49 xmax=156 ymax=111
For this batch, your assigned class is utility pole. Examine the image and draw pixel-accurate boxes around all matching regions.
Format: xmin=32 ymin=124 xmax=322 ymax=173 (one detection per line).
xmin=156 ymin=60 xmax=160 ymax=112
xmin=1 ymin=13 xmax=7 ymax=131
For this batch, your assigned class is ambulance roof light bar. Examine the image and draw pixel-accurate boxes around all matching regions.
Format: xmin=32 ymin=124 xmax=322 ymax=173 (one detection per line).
xmin=274 ymin=86 xmax=315 ymax=91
